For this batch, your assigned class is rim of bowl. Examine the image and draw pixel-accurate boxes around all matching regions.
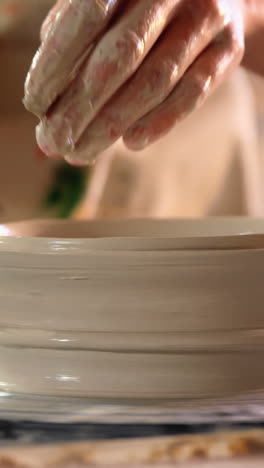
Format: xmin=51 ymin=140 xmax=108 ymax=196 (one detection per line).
xmin=0 ymin=217 xmax=264 ymax=254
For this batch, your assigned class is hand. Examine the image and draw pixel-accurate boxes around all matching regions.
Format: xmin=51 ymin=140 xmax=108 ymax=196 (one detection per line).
xmin=24 ymin=0 xmax=246 ymax=165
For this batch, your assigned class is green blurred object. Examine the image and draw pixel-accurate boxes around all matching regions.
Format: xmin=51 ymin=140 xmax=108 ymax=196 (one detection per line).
xmin=42 ymin=163 xmax=88 ymax=219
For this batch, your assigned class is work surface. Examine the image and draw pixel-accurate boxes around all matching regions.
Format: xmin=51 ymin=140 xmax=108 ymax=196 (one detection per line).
xmin=0 ymin=423 xmax=264 ymax=466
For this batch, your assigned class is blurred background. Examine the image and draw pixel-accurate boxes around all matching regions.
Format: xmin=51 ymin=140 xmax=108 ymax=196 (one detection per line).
xmin=1 ymin=0 xmax=264 ymax=223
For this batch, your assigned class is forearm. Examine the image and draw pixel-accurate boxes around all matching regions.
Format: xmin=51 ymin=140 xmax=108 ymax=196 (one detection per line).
xmin=243 ymin=0 xmax=264 ymax=76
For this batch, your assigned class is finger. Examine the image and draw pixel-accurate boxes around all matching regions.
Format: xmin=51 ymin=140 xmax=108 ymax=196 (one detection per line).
xmin=123 ymin=26 xmax=244 ymax=151
xmin=24 ymin=0 xmax=123 ymax=118
xmin=63 ymin=0 xmax=226 ymax=165
xmin=36 ymin=0 xmax=181 ymax=158
xmin=40 ymin=0 xmax=65 ymax=41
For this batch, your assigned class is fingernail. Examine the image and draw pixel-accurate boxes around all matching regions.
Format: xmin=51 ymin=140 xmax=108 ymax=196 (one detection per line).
xmin=124 ymin=126 xmax=150 ymax=150
xmin=39 ymin=146 xmax=62 ymax=160
xmin=36 ymin=123 xmax=62 ymax=159
xmin=65 ymin=158 xmax=88 ymax=167
xmin=65 ymin=153 xmax=96 ymax=167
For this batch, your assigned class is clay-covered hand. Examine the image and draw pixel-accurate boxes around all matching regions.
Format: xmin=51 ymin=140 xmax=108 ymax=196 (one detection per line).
xmin=24 ymin=0 xmax=246 ymax=165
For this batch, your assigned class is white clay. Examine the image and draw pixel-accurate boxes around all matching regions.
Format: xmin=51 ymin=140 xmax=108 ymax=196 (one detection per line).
xmin=0 ymin=218 xmax=264 ymax=403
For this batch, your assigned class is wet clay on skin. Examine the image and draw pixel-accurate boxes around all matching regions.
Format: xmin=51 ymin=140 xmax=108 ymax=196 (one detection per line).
xmin=24 ymin=0 xmax=248 ymax=165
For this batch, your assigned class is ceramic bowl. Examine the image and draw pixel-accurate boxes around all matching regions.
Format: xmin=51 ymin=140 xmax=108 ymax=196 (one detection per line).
xmin=0 ymin=218 xmax=264 ymax=420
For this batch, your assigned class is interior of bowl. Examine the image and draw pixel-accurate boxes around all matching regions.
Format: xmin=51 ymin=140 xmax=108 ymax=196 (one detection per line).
xmin=1 ymin=217 xmax=264 ymax=239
